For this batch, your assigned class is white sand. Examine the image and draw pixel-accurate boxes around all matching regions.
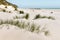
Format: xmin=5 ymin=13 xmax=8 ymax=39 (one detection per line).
xmin=0 ymin=7 xmax=60 ymax=40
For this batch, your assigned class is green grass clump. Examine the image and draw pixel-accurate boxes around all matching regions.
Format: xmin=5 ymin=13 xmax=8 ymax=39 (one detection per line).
xmin=44 ymin=31 xmax=49 ymax=36
xmin=24 ymin=13 xmax=29 ymax=19
xmin=18 ymin=21 xmax=26 ymax=28
xmin=13 ymin=20 xmax=19 ymax=25
xmin=41 ymin=16 xmax=47 ymax=18
xmin=34 ymin=14 xmax=41 ymax=19
xmin=13 ymin=16 xmax=20 ymax=19
xmin=29 ymin=24 xmax=36 ymax=32
xmin=34 ymin=14 xmax=55 ymax=20
xmin=28 ymin=23 xmax=40 ymax=33
xmin=0 ymin=20 xmax=3 ymax=25
xmin=2 ymin=9 xmax=6 ymax=12
xmin=13 ymin=13 xmax=29 ymax=19
xmin=19 ymin=11 xmax=24 ymax=14
xmin=48 ymin=16 xmax=55 ymax=20
xmin=9 ymin=11 xmax=11 ymax=13
xmin=5 ymin=6 xmax=7 ymax=8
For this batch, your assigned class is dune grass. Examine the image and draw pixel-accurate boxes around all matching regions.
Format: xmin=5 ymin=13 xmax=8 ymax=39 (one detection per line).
xmin=34 ymin=14 xmax=55 ymax=20
xmin=0 ymin=19 xmax=40 ymax=33
xmin=24 ymin=13 xmax=29 ymax=19
xmin=0 ymin=19 xmax=50 ymax=36
xmin=19 ymin=11 xmax=24 ymax=14
xmin=34 ymin=14 xmax=41 ymax=19
xmin=2 ymin=9 xmax=6 ymax=12
xmin=13 ymin=13 xmax=29 ymax=19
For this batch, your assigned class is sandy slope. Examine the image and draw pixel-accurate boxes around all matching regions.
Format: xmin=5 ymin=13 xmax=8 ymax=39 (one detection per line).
xmin=0 ymin=8 xmax=60 ymax=40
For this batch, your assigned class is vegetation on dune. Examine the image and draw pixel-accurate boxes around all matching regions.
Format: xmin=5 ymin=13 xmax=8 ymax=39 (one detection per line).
xmin=34 ymin=14 xmax=41 ymax=19
xmin=2 ymin=9 xmax=6 ymax=12
xmin=19 ymin=11 xmax=24 ymax=14
xmin=34 ymin=14 xmax=55 ymax=20
xmin=13 ymin=13 xmax=29 ymax=19
xmin=9 ymin=11 xmax=11 ymax=13
xmin=44 ymin=31 xmax=50 ymax=36
xmin=0 ymin=0 xmax=51 ymax=36
xmin=41 ymin=16 xmax=47 ymax=18
xmin=0 ymin=0 xmax=50 ymax=35
xmin=28 ymin=23 xmax=40 ymax=33
xmin=13 ymin=16 xmax=20 ymax=19
xmin=0 ymin=19 xmax=40 ymax=33
xmin=0 ymin=0 xmax=18 ymax=10
xmin=0 ymin=19 xmax=50 ymax=36
xmin=48 ymin=16 xmax=55 ymax=20
xmin=24 ymin=13 xmax=29 ymax=19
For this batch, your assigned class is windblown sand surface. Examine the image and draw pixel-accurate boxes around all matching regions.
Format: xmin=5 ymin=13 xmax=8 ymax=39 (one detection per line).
xmin=0 ymin=8 xmax=60 ymax=40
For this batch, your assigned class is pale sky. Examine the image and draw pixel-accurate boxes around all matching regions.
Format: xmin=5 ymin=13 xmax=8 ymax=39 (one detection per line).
xmin=7 ymin=0 xmax=60 ymax=8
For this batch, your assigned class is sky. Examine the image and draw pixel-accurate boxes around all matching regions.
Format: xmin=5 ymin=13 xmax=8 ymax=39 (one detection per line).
xmin=7 ymin=0 xmax=60 ymax=8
